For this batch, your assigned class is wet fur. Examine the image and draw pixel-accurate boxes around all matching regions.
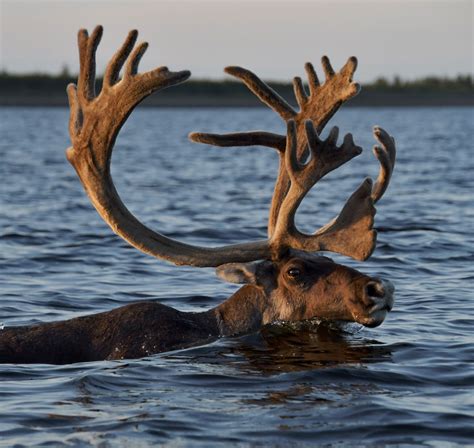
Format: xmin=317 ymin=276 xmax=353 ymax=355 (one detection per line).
xmin=0 ymin=302 xmax=219 ymax=364
xmin=0 ymin=255 xmax=393 ymax=364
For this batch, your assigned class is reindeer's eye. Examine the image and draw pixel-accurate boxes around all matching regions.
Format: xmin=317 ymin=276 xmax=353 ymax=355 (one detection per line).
xmin=287 ymin=267 xmax=301 ymax=278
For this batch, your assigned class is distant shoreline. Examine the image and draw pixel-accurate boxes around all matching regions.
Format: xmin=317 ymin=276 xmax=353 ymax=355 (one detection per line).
xmin=1 ymin=74 xmax=472 ymax=107
xmin=1 ymin=92 xmax=473 ymax=108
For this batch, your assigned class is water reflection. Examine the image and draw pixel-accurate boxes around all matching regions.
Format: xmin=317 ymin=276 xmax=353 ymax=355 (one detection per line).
xmin=164 ymin=322 xmax=393 ymax=375
xmin=231 ymin=323 xmax=393 ymax=374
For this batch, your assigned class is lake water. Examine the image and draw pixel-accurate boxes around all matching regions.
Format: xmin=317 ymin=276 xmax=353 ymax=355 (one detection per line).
xmin=0 ymin=106 xmax=473 ymax=446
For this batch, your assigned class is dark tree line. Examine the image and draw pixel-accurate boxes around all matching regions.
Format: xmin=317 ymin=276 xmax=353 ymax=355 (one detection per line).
xmin=0 ymin=70 xmax=472 ymax=107
xmin=1 ymin=70 xmax=471 ymax=95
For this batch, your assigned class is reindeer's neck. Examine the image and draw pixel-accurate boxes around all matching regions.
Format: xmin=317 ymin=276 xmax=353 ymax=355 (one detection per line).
xmin=212 ymin=285 xmax=271 ymax=337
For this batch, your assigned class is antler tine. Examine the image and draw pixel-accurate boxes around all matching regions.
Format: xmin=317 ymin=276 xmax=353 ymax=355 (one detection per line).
xmin=225 ymin=66 xmax=296 ymax=120
xmin=321 ymin=56 xmax=335 ymax=80
xmin=340 ymin=56 xmax=358 ymax=78
xmin=66 ymin=83 xmax=80 ymax=139
xmin=372 ymin=126 xmax=396 ymax=203
xmin=293 ymin=76 xmax=308 ymax=109
xmin=77 ymin=25 xmax=103 ymax=102
xmin=189 ymin=131 xmax=286 ymax=152
xmin=304 ymin=62 xmax=320 ymax=96
xmin=125 ymin=41 xmax=149 ymax=77
xmin=104 ymin=29 xmax=138 ymax=87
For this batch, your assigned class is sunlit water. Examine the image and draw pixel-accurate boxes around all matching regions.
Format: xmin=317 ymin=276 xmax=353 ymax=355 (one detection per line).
xmin=0 ymin=106 xmax=473 ymax=446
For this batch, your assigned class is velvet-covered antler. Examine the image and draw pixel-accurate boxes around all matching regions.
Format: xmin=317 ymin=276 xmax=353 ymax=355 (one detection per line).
xmin=190 ymin=58 xmax=396 ymax=260
xmin=68 ymin=27 xmax=395 ymax=266
xmin=67 ymin=27 xmax=279 ymax=267
xmin=190 ymin=57 xmax=361 ymax=235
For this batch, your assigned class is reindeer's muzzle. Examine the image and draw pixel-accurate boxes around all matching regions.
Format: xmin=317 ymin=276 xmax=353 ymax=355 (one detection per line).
xmin=358 ymin=278 xmax=395 ymax=327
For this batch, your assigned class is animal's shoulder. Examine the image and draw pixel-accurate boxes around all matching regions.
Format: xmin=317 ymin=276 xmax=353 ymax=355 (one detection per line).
xmin=80 ymin=301 xmax=218 ymax=359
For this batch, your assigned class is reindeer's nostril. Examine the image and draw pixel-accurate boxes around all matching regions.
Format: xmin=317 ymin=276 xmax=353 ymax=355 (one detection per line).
xmin=366 ymin=281 xmax=385 ymax=298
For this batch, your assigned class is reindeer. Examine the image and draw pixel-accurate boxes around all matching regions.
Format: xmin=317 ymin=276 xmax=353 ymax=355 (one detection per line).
xmin=0 ymin=27 xmax=396 ymax=364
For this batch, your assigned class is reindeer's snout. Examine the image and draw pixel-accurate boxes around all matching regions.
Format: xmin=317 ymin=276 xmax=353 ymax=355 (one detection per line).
xmin=366 ymin=279 xmax=394 ymax=310
xmin=358 ymin=278 xmax=395 ymax=327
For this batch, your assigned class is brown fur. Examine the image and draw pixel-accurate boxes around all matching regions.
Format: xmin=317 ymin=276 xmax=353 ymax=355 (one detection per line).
xmin=0 ymin=254 xmax=393 ymax=364
xmin=0 ymin=302 xmax=219 ymax=364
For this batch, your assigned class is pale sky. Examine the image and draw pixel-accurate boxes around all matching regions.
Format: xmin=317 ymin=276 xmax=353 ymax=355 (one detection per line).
xmin=0 ymin=0 xmax=472 ymax=82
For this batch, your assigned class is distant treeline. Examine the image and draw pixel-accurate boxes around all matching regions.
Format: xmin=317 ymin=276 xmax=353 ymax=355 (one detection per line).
xmin=367 ymin=74 xmax=473 ymax=91
xmin=0 ymin=71 xmax=472 ymax=107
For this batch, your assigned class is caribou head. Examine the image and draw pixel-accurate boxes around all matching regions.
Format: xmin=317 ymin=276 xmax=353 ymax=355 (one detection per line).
xmin=0 ymin=27 xmax=396 ymax=364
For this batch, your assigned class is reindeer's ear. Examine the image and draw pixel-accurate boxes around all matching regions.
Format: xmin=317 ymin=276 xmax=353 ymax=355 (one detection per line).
xmin=216 ymin=262 xmax=260 ymax=284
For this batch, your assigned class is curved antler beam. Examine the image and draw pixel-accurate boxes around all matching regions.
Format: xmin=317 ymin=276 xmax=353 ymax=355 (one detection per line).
xmin=67 ymin=26 xmax=275 ymax=267
xmin=372 ymin=127 xmax=397 ymax=203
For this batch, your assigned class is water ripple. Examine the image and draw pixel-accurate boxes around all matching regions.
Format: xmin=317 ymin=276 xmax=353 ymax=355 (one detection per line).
xmin=0 ymin=106 xmax=473 ymax=446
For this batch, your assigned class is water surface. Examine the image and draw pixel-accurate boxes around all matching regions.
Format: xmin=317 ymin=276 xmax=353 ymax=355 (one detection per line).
xmin=0 ymin=106 xmax=473 ymax=446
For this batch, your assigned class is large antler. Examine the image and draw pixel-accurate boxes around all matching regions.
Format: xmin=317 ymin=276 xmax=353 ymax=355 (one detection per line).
xmin=190 ymin=58 xmax=396 ymax=260
xmin=68 ymin=27 xmax=395 ymax=268
xmin=67 ymin=26 xmax=275 ymax=267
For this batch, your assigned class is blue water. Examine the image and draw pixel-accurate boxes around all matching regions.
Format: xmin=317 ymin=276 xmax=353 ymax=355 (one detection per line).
xmin=0 ymin=106 xmax=473 ymax=446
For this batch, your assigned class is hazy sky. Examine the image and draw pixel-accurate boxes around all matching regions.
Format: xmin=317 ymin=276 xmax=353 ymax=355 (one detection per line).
xmin=0 ymin=0 xmax=472 ymax=82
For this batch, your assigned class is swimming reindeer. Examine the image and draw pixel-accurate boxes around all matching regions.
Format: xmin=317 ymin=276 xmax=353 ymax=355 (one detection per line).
xmin=0 ymin=27 xmax=396 ymax=364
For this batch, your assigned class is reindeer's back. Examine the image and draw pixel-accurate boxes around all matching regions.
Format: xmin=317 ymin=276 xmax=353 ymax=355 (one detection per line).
xmin=0 ymin=301 xmax=219 ymax=364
